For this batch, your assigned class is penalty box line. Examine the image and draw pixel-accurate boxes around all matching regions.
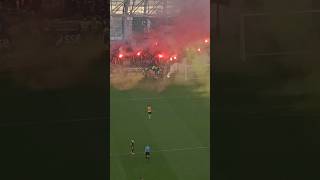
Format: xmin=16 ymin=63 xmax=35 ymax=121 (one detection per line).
xmin=110 ymin=146 xmax=209 ymax=158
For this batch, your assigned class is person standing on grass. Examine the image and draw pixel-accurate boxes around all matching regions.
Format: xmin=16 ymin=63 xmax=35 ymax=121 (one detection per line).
xmin=146 ymin=104 xmax=152 ymax=120
xmin=144 ymin=145 xmax=151 ymax=160
xmin=130 ymin=139 xmax=135 ymax=155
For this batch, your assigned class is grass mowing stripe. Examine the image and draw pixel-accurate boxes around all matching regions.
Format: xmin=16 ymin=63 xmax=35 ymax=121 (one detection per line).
xmin=157 ymin=99 xmax=209 ymax=180
xmin=111 ymin=96 xmax=209 ymax=102
xmin=111 ymin=98 xmax=178 ymax=179
xmin=110 ymin=146 xmax=209 ymax=157
xmin=129 ymin=99 xmax=185 ymax=180
xmin=110 ymin=158 xmax=128 ymax=180
xmin=163 ymin=97 xmax=209 ymax=147
xmin=166 ymin=97 xmax=210 ymax=146
xmin=127 ymin=96 xmax=207 ymax=101
xmin=110 ymin=86 xmax=210 ymax=180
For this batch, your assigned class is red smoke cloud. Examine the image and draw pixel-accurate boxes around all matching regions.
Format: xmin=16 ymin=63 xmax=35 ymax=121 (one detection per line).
xmin=111 ymin=0 xmax=210 ymax=56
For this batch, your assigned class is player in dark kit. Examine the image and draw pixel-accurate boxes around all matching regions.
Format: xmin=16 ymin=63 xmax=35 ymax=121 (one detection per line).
xmin=144 ymin=145 xmax=151 ymax=160
xmin=146 ymin=104 xmax=152 ymax=120
xmin=130 ymin=139 xmax=135 ymax=155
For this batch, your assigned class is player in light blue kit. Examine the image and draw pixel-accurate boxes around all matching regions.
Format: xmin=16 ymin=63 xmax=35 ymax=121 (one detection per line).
xmin=144 ymin=145 xmax=151 ymax=160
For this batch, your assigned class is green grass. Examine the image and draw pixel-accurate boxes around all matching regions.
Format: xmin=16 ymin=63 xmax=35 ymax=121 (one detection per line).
xmin=110 ymin=85 xmax=210 ymax=180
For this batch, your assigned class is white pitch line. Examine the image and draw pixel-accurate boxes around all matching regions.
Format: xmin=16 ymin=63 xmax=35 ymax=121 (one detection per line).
xmin=154 ymin=146 xmax=209 ymax=152
xmin=110 ymin=146 xmax=209 ymax=157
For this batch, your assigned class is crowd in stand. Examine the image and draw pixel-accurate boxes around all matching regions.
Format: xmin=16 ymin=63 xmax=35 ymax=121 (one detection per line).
xmin=110 ymin=45 xmax=180 ymax=79
xmin=112 ymin=46 xmax=177 ymax=65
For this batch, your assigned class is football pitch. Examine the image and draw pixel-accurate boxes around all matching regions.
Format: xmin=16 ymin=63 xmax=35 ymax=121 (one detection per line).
xmin=110 ymin=85 xmax=210 ymax=180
